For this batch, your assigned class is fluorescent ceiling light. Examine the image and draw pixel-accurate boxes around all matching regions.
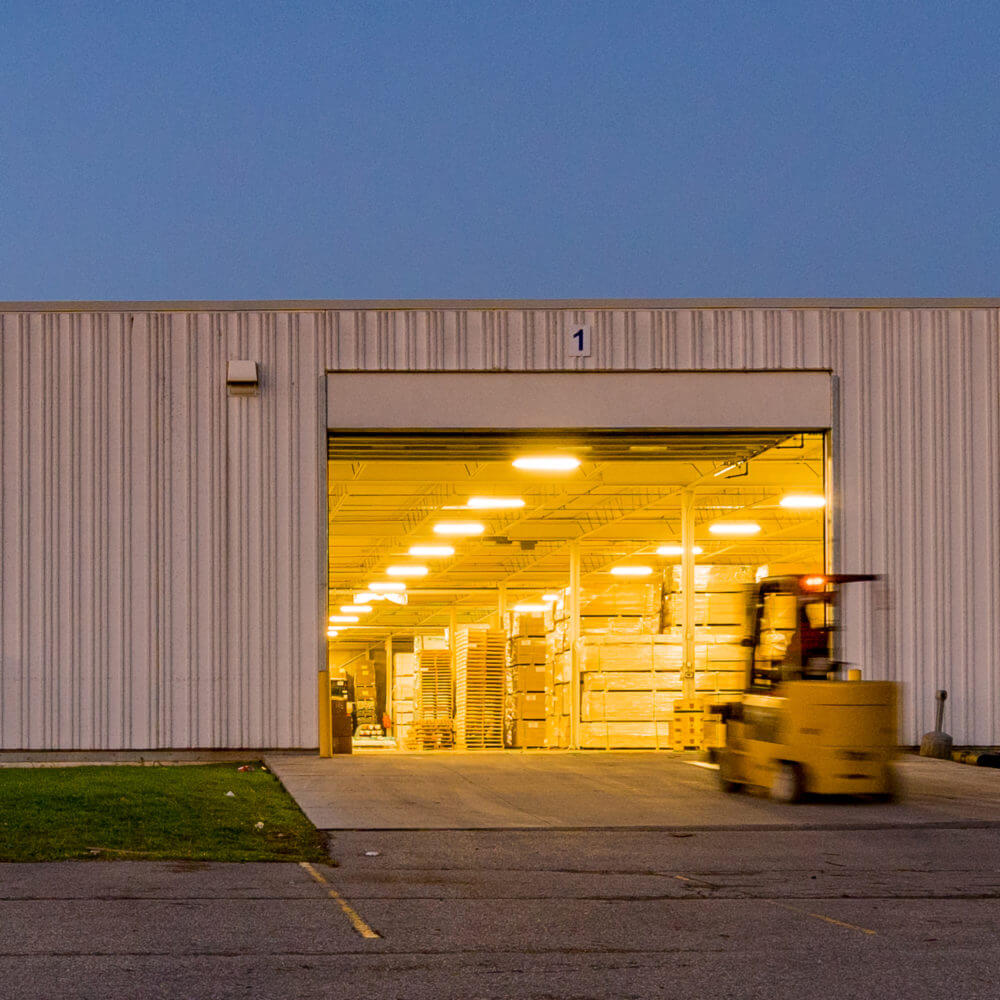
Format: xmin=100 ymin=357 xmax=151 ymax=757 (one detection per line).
xmin=512 ymin=456 xmax=580 ymax=471
xmin=386 ymin=565 xmax=429 ymax=577
xmin=780 ymin=494 xmax=827 ymax=509
xmin=466 ymin=496 xmax=525 ymax=509
xmin=353 ymin=592 xmax=377 ymax=603
xmin=369 ymin=581 xmax=406 ymax=592
xmin=610 ymin=565 xmax=653 ymax=576
xmin=329 ymin=615 xmax=360 ymax=623
xmin=656 ymin=544 xmax=704 ymax=556
xmin=408 ymin=545 xmax=455 ymax=557
xmin=708 ymin=521 xmax=761 ymax=536
xmin=326 ymin=629 xmax=339 ymax=636
xmin=383 ymin=592 xmax=407 ymax=605
xmin=433 ymin=522 xmax=486 ymax=536
xmin=513 ymin=603 xmax=550 ymax=613
xmin=542 ymin=593 xmax=561 ymax=602
xmin=341 ymin=605 xmax=371 ymax=614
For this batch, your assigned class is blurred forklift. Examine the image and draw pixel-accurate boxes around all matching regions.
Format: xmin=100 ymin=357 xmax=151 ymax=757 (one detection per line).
xmin=713 ymin=575 xmax=899 ymax=803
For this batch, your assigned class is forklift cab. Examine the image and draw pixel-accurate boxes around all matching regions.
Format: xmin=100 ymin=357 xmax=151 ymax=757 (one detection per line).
xmin=744 ymin=574 xmax=878 ymax=691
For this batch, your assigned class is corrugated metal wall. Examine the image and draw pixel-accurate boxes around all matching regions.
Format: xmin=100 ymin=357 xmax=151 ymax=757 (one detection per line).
xmin=0 ymin=310 xmax=326 ymax=749
xmin=2 ymin=303 xmax=998 ymax=747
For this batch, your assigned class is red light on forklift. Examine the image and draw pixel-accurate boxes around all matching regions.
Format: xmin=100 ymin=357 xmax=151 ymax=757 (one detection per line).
xmin=802 ymin=576 xmax=827 ymax=589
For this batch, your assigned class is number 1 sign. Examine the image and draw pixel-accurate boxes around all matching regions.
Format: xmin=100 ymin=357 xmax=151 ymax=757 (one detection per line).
xmin=568 ymin=324 xmax=592 ymax=358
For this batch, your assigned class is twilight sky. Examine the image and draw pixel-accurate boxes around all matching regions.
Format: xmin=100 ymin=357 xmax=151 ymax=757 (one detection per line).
xmin=2 ymin=1 xmax=998 ymax=300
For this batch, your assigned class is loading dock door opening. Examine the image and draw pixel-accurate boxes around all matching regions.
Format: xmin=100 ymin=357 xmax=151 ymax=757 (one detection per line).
xmin=325 ymin=430 xmax=830 ymax=753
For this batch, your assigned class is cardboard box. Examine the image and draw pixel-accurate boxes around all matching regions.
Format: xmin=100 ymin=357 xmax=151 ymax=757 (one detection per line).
xmin=511 ymin=637 xmax=547 ymax=664
xmin=516 ymin=662 xmax=547 ymax=692
xmin=516 ymin=691 xmax=546 ymax=721
xmin=512 ymin=719 xmax=547 ymax=747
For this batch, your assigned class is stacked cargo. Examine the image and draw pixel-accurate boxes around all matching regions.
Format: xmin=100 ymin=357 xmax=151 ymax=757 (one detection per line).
xmin=550 ymin=581 xmax=663 ymax=640
xmin=544 ymin=581 xmax=666 ymax=748
xmin=666 ymin=565 xmax=753 ymax=707
xmin=455 ymin=627 xmax=506 ymax=749
xmin=545 ymin=630 xmax=572 ymax=748
xmin=506 ymin=613 xmax=548 ymax=748
xmin=409 ymin=638 xmax=454 ymax=749
xmin=391 ymin=652 xmax=415 ymax=747
xmin=353 ymin=658 xmax=379 ymax=734
xmin=578 ymin=635 xmax=681 ymax=749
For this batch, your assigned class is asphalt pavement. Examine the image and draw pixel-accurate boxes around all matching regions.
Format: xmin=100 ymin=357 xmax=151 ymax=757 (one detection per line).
xmin=1 ymin=752 xmax=998 ymax=999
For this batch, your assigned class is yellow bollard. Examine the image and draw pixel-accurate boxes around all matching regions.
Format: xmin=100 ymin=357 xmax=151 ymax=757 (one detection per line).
xmin=847 ymin=668 xmax=863 ymax=682
xmin=317 ymin=670 xmax=332 ymax=757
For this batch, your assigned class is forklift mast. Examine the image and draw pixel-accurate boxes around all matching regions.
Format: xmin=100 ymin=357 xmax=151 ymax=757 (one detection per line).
xmin=744 ymin=574 xmax=878 ymax=692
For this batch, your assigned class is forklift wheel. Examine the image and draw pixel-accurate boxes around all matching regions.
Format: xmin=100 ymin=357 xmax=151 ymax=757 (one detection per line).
xmin=718 ymin=751 xmax=742 ymax=794
xmin=770 ymin=762 xmax=804 ymax=804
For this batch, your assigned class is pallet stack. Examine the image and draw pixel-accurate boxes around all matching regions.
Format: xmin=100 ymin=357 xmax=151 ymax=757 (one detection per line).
xmin=455 ymin=627 xmax=506 ymax=749
xmin=666 ymin=565 xmax=753 ymax=708
xmin=578 ymin=635 xmax=680 ymax=749
xmin=545 ymin=636 xmax=572 ymax=749
xmin=506 ymin=613 xmax=548 ymax=748
xmin=409 ymin=639 xmax=454 ymax=750
xmin=353 ymin=658 xmax=379 ymax=734
xmin=391 ymin=652 xmax=415 ymax=746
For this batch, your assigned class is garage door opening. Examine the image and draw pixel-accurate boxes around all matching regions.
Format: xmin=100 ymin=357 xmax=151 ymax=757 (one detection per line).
xmin=324 ymin=429 xmax=830 ymax=753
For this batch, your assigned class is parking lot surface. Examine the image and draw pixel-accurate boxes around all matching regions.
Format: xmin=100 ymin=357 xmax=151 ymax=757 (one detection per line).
xmin=1 ymin=753 xmax=997 ymax=999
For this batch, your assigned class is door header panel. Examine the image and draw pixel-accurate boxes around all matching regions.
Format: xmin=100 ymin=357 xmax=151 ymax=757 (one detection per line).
xmin=327 ymin=371 xmax=832 ymax=431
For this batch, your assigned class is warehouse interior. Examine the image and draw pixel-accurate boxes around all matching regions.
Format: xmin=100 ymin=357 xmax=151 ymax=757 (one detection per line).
xmin=325 ymin=431 xmax=828 ymax=752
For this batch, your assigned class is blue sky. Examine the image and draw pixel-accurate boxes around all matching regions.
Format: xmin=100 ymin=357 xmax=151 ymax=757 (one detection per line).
xmin=1 ymin=1 xmax=998 ymax=300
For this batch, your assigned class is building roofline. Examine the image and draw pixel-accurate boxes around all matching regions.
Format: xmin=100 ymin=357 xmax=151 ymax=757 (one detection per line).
xmin=1 ymin=297 xmax=999 ymax=313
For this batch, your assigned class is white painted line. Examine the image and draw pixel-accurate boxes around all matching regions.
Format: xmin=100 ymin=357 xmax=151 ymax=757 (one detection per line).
xmin=684 ymin=760 xmax=720 ymax=771
xmin=300 ymin=861 xmax=381 ymax=939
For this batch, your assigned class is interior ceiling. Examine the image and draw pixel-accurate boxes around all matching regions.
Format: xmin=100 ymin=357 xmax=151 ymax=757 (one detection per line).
xmin=329 ymin=432 xmax=826 ymax=642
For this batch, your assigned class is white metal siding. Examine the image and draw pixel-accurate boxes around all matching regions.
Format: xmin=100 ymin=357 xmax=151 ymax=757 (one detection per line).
xmin=1 ymin=310 xmax=326 ymax=748
xmin=2 ymin=303 xmax=998 ymax=746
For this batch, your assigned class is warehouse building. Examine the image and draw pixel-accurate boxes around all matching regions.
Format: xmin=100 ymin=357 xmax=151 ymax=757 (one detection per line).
xmin=1 ymin=299 xmax=997 ymax=751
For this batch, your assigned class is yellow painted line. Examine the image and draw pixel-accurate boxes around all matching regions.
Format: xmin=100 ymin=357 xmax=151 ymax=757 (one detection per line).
xmin=767 ymin=899 xmax=877 ymax=936
xmin=299 ymin=861 xmax=381 ymax=940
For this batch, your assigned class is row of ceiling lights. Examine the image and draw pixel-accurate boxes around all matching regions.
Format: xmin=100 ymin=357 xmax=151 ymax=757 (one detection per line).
xmin=328 ymin=453 xmax=826 ymax=638
xmin=328 ymin=455 xmax=579 ymax=636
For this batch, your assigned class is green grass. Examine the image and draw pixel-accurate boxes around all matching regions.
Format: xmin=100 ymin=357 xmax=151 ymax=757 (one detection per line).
xmin=0 ymin=763 xmax=329 ymax=862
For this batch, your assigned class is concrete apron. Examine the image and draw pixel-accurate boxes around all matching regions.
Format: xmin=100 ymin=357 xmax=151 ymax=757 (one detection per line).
xmin=263 ymin=751 xmax=1000 ymax=831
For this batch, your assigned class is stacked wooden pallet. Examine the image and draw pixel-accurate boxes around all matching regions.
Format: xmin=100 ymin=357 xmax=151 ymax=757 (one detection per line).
xmin=455 ymin=627 xmax=506 ymax=750
xmin=409 ymin=644 xmax=454 ymax=750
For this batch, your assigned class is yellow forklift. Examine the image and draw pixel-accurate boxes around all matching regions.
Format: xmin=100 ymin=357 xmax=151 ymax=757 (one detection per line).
xmin=715 ymin=574 xmax=899 ymax=803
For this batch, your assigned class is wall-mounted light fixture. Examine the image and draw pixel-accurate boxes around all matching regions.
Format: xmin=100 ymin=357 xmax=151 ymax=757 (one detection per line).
xmin=227 ymin=360 xmax=260 ymax=396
